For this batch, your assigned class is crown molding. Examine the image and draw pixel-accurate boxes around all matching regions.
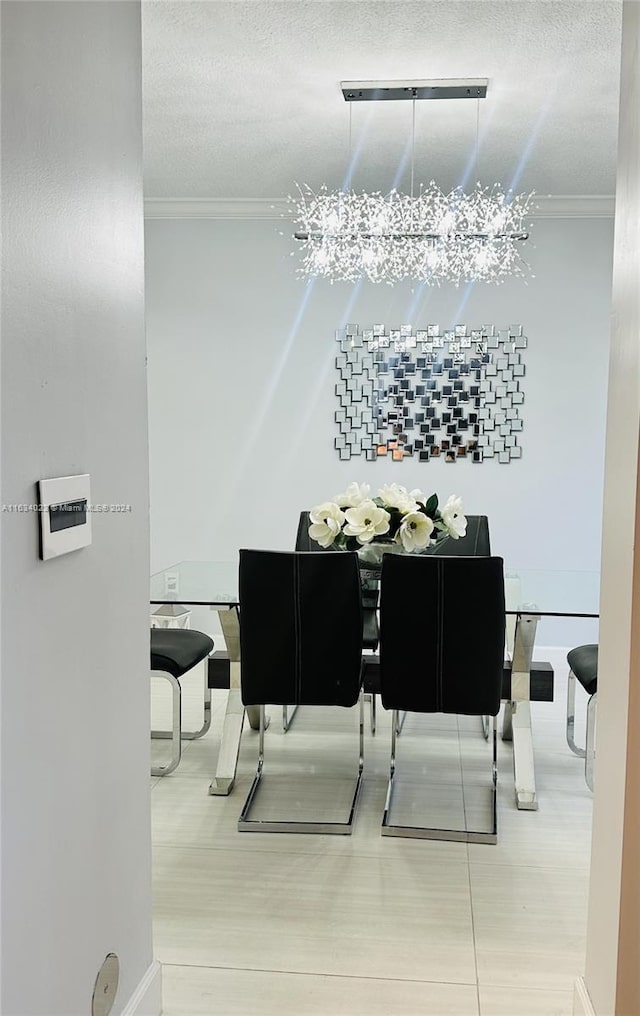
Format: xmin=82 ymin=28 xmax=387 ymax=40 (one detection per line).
xmin=143 ymin=194 xmax=615 ymax=221
xmin=143 ymin=198 xmax=289 ymax=219
xmin=532 ymin=195 xmax=614 ymax=218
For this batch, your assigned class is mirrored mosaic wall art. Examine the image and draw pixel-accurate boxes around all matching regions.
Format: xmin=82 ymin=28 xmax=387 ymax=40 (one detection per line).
xmin=334 ymin=323 xmax=526 ymax=463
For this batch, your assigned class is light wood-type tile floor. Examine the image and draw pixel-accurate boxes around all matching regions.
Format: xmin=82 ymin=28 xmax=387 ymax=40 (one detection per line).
xmin=151 ymin=648 xmax=592 ymax=1016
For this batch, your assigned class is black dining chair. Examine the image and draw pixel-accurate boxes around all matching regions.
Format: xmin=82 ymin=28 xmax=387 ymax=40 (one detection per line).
xmin=393 ymin=514 xmax=493 ymax=737
xmin=150 ymin=627 xmax=215 ymax=776
xmin=295 ymin=510 xmax=379 ymax=731
xmin=379 ymin=554 xmax=505 ymax=843
xmin=430 ymin=514 xmax=491 ymax=557
xmin=566 ymin=644 xmax=598 ymax=791
xmin=237 ymin=549 xmax=365 ymax=834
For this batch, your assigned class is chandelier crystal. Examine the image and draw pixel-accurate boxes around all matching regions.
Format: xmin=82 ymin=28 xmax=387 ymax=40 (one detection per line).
xmin=290 ymin=79 xmax=534 ymax=286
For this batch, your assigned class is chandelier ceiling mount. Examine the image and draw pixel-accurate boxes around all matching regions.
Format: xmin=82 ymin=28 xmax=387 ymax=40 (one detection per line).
xmin=340 ymin=78 xmax=488 ymax=102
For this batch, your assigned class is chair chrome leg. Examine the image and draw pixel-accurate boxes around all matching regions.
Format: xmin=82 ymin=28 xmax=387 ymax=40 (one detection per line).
xmin=490 ymin=714 xmax=498 ymax=837
xmin=585 ymin=692 xmax=596 ymax=791
xmin=238 ymin=700 xmax=364 ymax=834
xmin=396 ymin=710 xmax=407 ymax=735
xmin=381 ymin=711 xmax=497 ymax=844
xmin=358 ymin=690 xmax=365 ymax=775
xmin=566 ymin=669 xmax=586 ymax=757
xmin=237 ymin=705 xmax=266 ymax=822
xmin=381 ymin=710 xmax=399 ymax=829
xmin=282 ymin=703 xmax=299 ymax=732
xmin=481 ymin=715 xmax=490 ymax=740
xmin=151 ymin=671 xmax=182 ymax=777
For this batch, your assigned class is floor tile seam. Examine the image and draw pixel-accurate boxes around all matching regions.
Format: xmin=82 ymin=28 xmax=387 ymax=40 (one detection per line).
xmin=469 ymin=860 xmax=591 ymax=874
xmin=151 ymin=838 xmax=470 ymax=863
xmin=476 ymin=979 xmax=577 ymax=993
xmin=470 ymin=888 xmax=591 ymax=900
xmin=151 ymin=773 xmax=221 ymax=782
xmin=475 ymin=945 xmax=586 ymax=956
xmin=465 ymin=842 xmax=482 ymax=1013
xmin=466 ymin=861 xmax=591 ymax=873
xmin=472 ymin=903 xmax=589 ymax=917
xmin=151 ymin=841 xmax=342 ymax=860
xmin=159 ymin=959 xmax=479 ymax=988
xmin=151 ymin=840 xmax=473 ymax=868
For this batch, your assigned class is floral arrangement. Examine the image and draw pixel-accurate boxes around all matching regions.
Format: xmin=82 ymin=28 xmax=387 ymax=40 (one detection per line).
xmin=308 ymin=483 xmax=467 ymax=559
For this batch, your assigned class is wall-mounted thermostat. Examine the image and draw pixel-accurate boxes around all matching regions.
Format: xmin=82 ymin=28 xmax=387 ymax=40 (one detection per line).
xmin=38 ymin=474 xmax=91 ymax=561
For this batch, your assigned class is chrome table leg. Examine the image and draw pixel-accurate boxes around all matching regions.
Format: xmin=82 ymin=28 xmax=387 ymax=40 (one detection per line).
xmin=512 ymin=700 xmax=537 ymax=810
xmin=509 ymin=611 xmax=539 ymax=811
xmin=210 ymin=606 xmax=245 ymax=796
xmin=501 ymin=702 xmax=513 ymax=741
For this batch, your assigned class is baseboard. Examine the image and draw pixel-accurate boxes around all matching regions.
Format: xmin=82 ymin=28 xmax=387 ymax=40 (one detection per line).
xmin=121 ymin=960 xmax=162 ymax=1016
xmin=573 ymin=977 xmax=597 ymax=1016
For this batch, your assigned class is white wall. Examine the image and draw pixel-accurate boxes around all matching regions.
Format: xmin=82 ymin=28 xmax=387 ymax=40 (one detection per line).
xmin=1 ymin=3 xmax=156 ymax=1015
xmin=145 ymin=215 xmax=612 ymax=644
xmin=578 ymin=4 xmax=640 ymax=1014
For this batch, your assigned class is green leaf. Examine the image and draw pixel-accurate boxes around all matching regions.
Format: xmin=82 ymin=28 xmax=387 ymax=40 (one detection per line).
xmin=425 ymin=493 xmax=438 ymax=516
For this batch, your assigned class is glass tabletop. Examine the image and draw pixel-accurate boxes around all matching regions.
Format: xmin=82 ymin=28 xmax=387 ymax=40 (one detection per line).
xmin=504 ymin=568 xmax=599 ymax=617
xmin=150 ymin=559 xmax=600 ymax=618
xmin=150 ymin=560 xmax=240 ymax=606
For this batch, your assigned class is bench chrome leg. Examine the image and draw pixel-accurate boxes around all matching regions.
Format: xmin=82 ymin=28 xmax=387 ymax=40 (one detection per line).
xmin=566 ymin=669 xmax=586 ymax=757
xmin=152 ymin=662 xmax=212 ymax=741
xmin=151 ymin=670 xmax=182 ymax=777
xmin=585 ymin=692 xmax=597 ymax=791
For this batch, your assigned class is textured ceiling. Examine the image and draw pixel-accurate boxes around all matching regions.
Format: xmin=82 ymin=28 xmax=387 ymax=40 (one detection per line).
xmin=142 ymin=0 xmax=623 ymax=199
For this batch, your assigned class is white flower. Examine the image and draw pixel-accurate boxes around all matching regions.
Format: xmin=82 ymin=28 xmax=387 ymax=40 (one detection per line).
xmin=409 ymin=487 xmax=427 ymax=506
xmin=333 ymin=482 xmax=371 ymax=508
xmin=398 ymin=511 xmax=435 ymax=553
xmin=343 ymin=500 xmax=390 ymax=544
xmin=308 ymin=501 xmax=345 ymax=548
xmin=440 ymin=495 xmax=467 ymax=539
xmin=377 ymin=483 xmax=418 ymax=514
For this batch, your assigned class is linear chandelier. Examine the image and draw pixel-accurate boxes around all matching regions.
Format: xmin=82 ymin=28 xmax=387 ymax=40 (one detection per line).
xmin=290 ymin=79 xmax=534 ymax=286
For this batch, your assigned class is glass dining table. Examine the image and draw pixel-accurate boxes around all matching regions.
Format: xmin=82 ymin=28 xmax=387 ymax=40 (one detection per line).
xmin=150 ymin=560 xmax=600 ymax=810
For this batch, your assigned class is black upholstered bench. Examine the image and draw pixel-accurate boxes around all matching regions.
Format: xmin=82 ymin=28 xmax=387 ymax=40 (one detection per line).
xmin=150 ymin=627 xmax=214 ymax=776
xmin=208 ymin=650 xmax=232 ymax=689
xmin=361 ymin=655 xmax=554 ymax=703
xmin=209 ymin=653 xmax=555 ymax=706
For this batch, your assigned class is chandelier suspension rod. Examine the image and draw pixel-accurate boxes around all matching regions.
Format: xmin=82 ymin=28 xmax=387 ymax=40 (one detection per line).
xmin=410 ymin=98 xmax=416 ymax=201
xmin=348 ymin=100 xmax=353 ymax=188
xmin=475 ymin=97 xmax=480 ymax=185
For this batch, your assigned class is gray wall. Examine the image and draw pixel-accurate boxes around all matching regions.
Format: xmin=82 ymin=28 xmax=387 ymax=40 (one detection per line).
xmin=145 ymin=216 xmax=611 ymax=643
xmin=1 ymin=3 xmax=155 ymax=1014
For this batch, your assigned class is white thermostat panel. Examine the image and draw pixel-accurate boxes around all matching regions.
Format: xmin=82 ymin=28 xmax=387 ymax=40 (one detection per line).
xmin=38 ymin=473 xmax=91 ymax=561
